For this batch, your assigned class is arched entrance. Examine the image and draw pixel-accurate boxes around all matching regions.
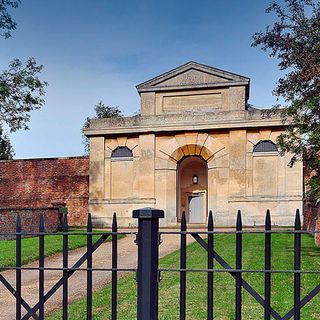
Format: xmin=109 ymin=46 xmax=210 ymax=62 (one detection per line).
xmin=177 ymin=156 xmax=208 ymax=223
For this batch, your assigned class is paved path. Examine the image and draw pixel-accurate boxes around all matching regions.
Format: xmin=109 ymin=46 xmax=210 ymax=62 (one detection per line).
xmin=0 ymin=230 xmax=197 ymax=319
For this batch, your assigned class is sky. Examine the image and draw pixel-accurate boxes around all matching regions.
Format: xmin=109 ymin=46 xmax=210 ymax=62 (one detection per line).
xmin=0 ymin=0 xmax=284 ymax=159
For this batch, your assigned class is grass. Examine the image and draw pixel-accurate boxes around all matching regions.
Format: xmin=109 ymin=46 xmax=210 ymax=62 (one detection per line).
xmin=48 ymin=233 xmax=320 ymax=320
xmin=0 ymin=229 xmax=123 ymax=268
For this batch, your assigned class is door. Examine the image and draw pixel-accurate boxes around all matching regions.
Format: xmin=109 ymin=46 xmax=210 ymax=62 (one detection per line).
xmin=188 ymin=194 xmax=204 ymax=223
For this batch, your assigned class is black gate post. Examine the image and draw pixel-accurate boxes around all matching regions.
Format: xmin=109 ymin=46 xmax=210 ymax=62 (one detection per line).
xmin=133 ymin=207 xmax=164 ymax=320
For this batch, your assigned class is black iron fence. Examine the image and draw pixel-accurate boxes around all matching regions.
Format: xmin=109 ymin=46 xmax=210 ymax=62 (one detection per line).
xmin=0 ymin=208 xmax=319 ymax=320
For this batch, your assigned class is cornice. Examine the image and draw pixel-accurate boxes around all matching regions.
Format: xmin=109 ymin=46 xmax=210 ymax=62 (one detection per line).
xmin=84 ymin=111 xmax=283 ymax=136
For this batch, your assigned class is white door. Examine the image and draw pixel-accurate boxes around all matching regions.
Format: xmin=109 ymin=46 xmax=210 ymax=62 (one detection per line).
xmin=188 ymin=194 xmax=204 ymax=223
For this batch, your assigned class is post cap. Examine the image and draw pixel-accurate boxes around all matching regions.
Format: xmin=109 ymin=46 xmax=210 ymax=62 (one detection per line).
xmin=132 ymin=207 xmax=164 ymax=219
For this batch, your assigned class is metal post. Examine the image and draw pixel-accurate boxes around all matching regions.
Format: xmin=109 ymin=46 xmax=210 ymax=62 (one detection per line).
xmin=294 ymin=209 xmax=301 ymax=320
xmin=235 ymin=210 xmax=243 ymax=320
xmin=133 ymin=207 xmax=164 ymax=320
xmin=180 ymin=211 xmax=187 ymax=320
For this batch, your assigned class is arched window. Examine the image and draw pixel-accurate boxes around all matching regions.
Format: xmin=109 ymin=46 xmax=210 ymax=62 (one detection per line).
xmin=111 ymin=146 xmax=133 ymax=159
xmin=253 ymin=140 xmax=278 ymax=153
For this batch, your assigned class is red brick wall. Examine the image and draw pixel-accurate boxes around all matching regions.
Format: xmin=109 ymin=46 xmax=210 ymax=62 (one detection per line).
xmin=0 ymin=208 xmax=61 ymax=239
xmin=316 ymin=219 xmax=320 ymax=247
xmin=0 ymin=157 xmax=89 ymax=226
xmin=303 ymin=163 xmax=320 ymax=246
xmin=304 ymin=202 xmax=320 ymax=247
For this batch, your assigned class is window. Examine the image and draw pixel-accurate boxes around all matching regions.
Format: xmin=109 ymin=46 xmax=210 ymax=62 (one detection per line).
xmin=253 ymin=140 xmax=278 ymax=153
xmin=111 ymin=146 xmax=133 ymax=159
xmin=253 ymin=140 xmax=278 ymax=196
xmin=111 ymin=146 xmax=134 ymax=197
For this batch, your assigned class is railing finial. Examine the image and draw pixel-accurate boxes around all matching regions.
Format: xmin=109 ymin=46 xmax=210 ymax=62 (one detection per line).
xmin=265 ymin=209 xmax=271 ymax=228
xmin=236 ymin=210 xmax=242 ymax=229
xmin=295 ymin=209 xmax=301 ymax=230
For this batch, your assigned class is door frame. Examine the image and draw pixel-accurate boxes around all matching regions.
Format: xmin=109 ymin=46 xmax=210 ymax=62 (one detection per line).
xmin=176 ymin=155 xmax=208 ymax=223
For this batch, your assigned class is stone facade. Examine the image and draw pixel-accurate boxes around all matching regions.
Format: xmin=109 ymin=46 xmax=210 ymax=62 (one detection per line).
xmin=0 ymin=156 xmax=89 ymax=226
xmin=85 ymin=62 xmax=303 ymax=227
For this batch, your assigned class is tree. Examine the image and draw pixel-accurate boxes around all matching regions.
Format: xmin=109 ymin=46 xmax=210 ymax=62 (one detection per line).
xmin=0 ymin=58 xmax=47 ymax=132
xmin=0 ymin=124 xmax=14 ymax=159
xmin=0 ymin=0 xmax=20 ymax=39
xmin=82 ymin=101 xmax=123 ymax=154
xmin=0 ymin=0 xmax=47 ymax=159
xmin=252 ymin=0 xmax=320 ymax=200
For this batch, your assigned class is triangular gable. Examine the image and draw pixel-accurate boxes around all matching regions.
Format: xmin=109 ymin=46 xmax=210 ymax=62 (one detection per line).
xmin=136 ymin=61 xmax=250 ymax=93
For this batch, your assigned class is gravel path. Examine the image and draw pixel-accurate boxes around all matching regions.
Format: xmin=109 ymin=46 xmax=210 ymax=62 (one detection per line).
xmin=0 ymin=230 xmax=197 ymax=319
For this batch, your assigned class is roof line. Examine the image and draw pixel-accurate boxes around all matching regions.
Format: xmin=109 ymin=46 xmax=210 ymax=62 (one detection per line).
xmin=136 ymin=61 xmax=250 ymax=90
xmin=0 ymin=155 xmax=88 ymax=163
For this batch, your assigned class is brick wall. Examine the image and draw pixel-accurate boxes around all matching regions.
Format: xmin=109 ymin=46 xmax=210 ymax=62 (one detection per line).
xmin=0 ymin=208 xmax=61 ymax=239
xmin=0 ymin=157 xmax=89 ymax=226
xmin=303 ymin=163 xmax=320 ymax=246
xmin=304 ymin=201 xmax=320 ymax=247
xmin=316 ymin=219 xmax=320 ymax=247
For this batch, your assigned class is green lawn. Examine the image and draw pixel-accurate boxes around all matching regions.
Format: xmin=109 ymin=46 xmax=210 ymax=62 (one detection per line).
xmin=48 ymin=233 xmax=320 ymax=319
xmin=0 ymin=229 xmax=122 ymax=268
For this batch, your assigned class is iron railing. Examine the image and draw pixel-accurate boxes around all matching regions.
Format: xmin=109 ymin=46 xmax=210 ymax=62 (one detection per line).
xmin=0 ymin=208 xmax=319 ymax=320
xmin=159 ymin=209 xmax=320 ymax=320
xmin=0 ymin=213 xmax=135 ymax=320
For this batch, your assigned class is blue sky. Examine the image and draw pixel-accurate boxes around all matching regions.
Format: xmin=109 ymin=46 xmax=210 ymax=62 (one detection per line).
xmin=0 ymin=0 xmax=283 ymax=159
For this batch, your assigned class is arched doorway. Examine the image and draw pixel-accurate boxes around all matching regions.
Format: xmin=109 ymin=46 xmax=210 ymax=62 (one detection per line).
xmin=177 ymin=156 xmax=208 ymax=223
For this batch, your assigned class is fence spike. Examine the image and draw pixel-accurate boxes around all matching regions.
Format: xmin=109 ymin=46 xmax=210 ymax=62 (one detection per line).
xmin=63 ymin=212 xmax=68 ymax=230
xmin=16 ymin=214 xmax=21 ymax=232
xmin=181 ymin=211 xmax=186 ymax=231
xmin=39 ymin=214 xmax=44 ymax=231
xmin=208 ymin=210 xmax=213 ymax=230
xmin=112 ymin=212 xmax=118 ymax=230
xmin=265 ymin=209 xmax=271 ymax=227
xmin=295 ymin=209 xmax=301 ymax=230
xmin=87 ymin=213 xmax=92 ymax=228
xmin=236 ymin=210 xmax=242 ymax=229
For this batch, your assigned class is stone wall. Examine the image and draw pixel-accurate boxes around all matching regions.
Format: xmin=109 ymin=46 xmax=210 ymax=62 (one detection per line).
xmin=89 ymin=129 xmax=303 ymax=228
xmin=0 ymin=208 xmax=61 ymax=239
xmin=0 ymin=157 xmax=89 ymax=226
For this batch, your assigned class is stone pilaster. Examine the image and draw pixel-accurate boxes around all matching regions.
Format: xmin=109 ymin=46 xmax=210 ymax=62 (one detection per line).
xmin=89 ymin=137 xmax=105 ymax=200
xmin=139 ymin=134 xmax=155 ymax=199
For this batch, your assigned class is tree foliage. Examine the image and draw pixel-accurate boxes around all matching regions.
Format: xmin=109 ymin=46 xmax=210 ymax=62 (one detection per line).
xmin=82 ymin=101 xmax=123 ymax=154
xmin=0 ymin=124 xmax=13 ymax=159
xmin=0 ymin=58 xmax=47 ymax=132
xmin=0 ymin=0 xmax=47 ymax=159
xmin=252 ymin=0 xmax=320 ymax=200
xmin=0 ymin=0 xmax=20 ymax=38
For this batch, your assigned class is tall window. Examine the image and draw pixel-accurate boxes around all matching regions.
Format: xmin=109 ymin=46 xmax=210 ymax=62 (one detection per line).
xmin=110 ymin=146 xmax=134 ymax=198
xmin=252 ymin=140 xmax=278 ymax=196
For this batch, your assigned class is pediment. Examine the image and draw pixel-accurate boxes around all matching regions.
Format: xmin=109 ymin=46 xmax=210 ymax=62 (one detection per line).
xmin=136 ymin=61 xmax=250 ymax=93
xmin=156 ymin=68 xmax=229 ymax=87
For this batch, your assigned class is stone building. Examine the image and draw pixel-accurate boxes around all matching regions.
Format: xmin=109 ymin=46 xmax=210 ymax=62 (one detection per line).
xmin=85 ymin=62 xmax=303 ymax=227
